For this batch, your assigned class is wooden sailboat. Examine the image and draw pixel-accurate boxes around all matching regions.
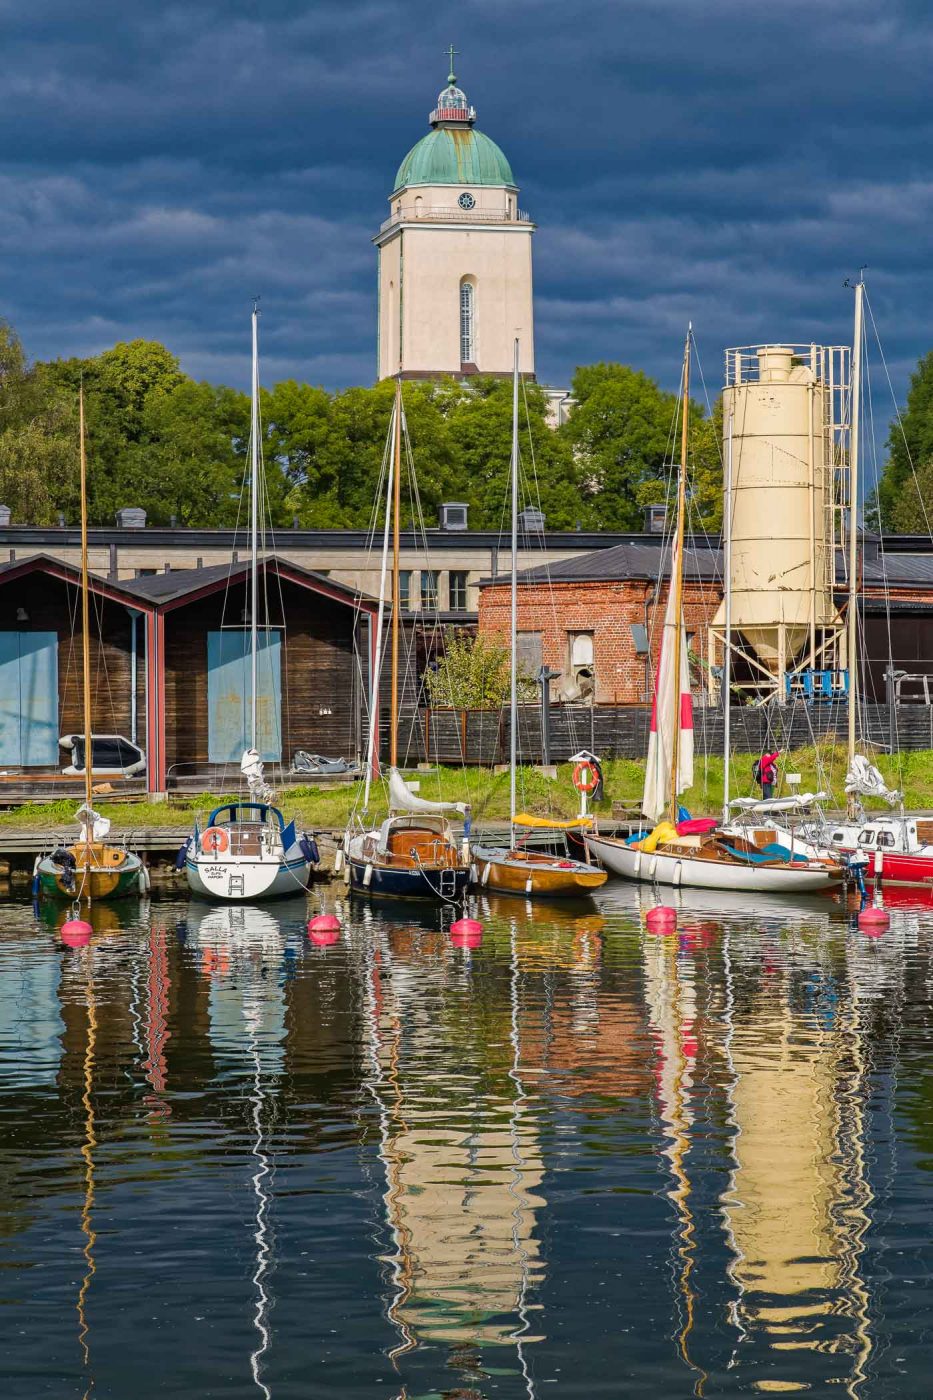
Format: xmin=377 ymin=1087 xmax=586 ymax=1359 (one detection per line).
xmin=343 ymin=380 xmax=471 ymax=901
xmin=36 ymin=391 xmax=144 ymax=901
xmin=471 ymin=338 xmax=607 ymax=898
xmin=184 ymin=307 xmax=314 ymax=902
xmin=585 ymin=329 xmax=845 ymax=895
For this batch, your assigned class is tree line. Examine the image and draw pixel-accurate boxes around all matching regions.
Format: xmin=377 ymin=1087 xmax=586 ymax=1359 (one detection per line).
xmin=0 ymin=319 xmax=928 ymax=533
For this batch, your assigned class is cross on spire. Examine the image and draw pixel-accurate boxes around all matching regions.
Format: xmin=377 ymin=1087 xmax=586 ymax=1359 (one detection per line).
xmin=446 ymin=43 xmax=459 ymax=82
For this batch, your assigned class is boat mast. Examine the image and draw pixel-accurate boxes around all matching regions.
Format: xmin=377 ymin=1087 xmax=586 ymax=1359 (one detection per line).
xmin=668 ymin=327 xmax=691 ymax=824
xmin=79 ymin=387 xmax=94 ymax=834
xmin=846 ymin=276 xmax=864 ymax=815
xmin=722 ymin=404 xmax=733 ymax=822
xmin=390 ymin=377 xmax=402 ymax=772
xmin=509 ymin=337 xmax=520 ymax=841
xmin=250 ymin=304 xmax=260 ymax=755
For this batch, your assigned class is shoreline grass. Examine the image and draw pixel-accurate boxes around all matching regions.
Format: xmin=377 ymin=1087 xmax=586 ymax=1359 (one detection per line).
xmin=2 ymin=744 xmax=932 ymax=832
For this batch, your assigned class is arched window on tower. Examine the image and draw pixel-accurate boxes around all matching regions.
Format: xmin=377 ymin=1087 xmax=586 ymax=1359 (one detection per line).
xmin=460 ymin=278 xmax=475 ymax=366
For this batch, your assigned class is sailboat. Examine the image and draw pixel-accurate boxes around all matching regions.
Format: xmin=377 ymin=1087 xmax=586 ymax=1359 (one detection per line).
xmin=184 ymin=308 xmax=314 ymax=903
xmin=36 ymin=391 xmax=144 ymax=901
xmin=585 ymin=329 xmax=846 ymax=894
xmin=342 ymin=380 xmax=471 ymax=901
xmin=470 ymin=339 xmax=607 ymax=898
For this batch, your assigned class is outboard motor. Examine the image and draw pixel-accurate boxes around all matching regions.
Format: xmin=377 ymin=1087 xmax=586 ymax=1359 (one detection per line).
xmin=50 ymin=847 xmax=77 ymax=894
xmin=846 ymin=854 xmax=869 ymax=907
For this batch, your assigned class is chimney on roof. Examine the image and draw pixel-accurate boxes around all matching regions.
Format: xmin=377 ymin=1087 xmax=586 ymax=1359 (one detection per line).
xmin=439 ymin=502 xmax=469 ymax=531
xmin=518 ymin=506 xmax=546 ymax=534
xmin=644 ymin=503 xmax=666 ymax=534
xmin=116 ymin=507 xmax=147 ymax=528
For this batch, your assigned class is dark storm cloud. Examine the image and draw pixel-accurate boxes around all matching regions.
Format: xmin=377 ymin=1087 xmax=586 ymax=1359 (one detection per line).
xmin=1 ymin=0 xmax=930 ymax=415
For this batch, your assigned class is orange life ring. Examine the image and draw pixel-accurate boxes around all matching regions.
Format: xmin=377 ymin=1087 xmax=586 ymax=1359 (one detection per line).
xmin=202 ymin=826 xmax=229 ymax=854
xmin=573 ymin=761 xmax=598 ymax=794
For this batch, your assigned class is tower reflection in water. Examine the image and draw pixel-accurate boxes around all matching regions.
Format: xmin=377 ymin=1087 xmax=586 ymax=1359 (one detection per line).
xmin=360 ymin=901 xmax=555 ymax=1393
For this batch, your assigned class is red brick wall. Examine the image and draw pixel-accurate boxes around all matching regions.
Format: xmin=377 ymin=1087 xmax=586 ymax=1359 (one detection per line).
xmin=479 ymin=577 xmax=722 ymax=704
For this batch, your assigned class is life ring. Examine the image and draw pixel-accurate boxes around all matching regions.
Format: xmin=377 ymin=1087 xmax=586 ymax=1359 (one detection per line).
xmin=202 ymin=826 xmax=229 ymax=854
xmin=573 ymin=761 xmax=598 ymax=794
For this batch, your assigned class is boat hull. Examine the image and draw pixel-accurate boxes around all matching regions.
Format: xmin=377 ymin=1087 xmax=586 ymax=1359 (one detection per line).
xmin=585 ymin=834 xmax=843 ymax=893
xmin=36 ymin=848 xmax=143 ymax=901
xmin=346 ymin=856 xmax=470 ymax=902
xmin=186 ymin=856 xmax=311 ymax=902
xmin=471 ymin=845 xmax=607 ymax=898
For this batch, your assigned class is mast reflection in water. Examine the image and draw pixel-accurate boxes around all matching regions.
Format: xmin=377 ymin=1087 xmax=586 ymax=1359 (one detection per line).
xmin=2 ymin=887 xmax=933 ymax=1396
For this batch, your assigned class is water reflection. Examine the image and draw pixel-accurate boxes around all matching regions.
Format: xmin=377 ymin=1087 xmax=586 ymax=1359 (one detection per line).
xmin=2 ymin=887 xmax=933 ymax=1395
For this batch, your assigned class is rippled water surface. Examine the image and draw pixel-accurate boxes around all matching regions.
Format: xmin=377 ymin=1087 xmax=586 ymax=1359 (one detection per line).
xmin=4 ymin=884 xmax=933 ymax=1398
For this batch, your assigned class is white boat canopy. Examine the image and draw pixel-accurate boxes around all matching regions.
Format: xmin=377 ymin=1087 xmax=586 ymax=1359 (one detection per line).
xmin=728 ymin=793 xmax=829 ymax=813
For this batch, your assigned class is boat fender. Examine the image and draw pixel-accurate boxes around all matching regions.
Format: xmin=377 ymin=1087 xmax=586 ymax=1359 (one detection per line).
xmin=673 ymin=861 xmax=682 ymax=887
xmin=481 ymin=862 xmax=491 ymax=886
xmin=648 ymin=856 xmax=659 ymax=880
xmin=363 ymin=862 xmax=373 ymax=888
xmin=525 ymin=876 xmax=533 ymax=893
xmin=300 ymin=835 xmax=320 ymax=865
xmin=342 ymin=861 xmax=351 ymax=886
xmin=469 ymin=863 xmax=478 ymax=883
xmin=175 ymin=840 xmax=190 ymax=871
xmin=461 ymin=838 xmax=470 ymax=864
xmin=334 ymin=848 xmax=344 ymax=874
xmin=31 ymin=855 xmax=40 ymax=897
xmin=634 ymin=851 xmax=642 ymax=879
xmin=140 ymin=862 xmax=151 ymax=894
xmin=874 ymin=848 xmax=883 ymax=875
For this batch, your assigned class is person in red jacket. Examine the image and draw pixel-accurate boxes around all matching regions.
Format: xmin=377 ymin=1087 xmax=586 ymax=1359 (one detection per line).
xmin=755 ymin=750 xmax=780 ymax=800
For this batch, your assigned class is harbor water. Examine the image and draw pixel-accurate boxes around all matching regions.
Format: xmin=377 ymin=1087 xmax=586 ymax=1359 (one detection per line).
xmin=3 ymin=884 xmax=933 ymax=1397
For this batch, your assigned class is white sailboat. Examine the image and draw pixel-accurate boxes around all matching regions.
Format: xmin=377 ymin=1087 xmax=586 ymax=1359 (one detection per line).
xmin=342 ymin=379 xmax=471 ymax=901
xmin=185 ymin=308 xmax=314 ymax=902
xmin=585 ymin=329 xmax=845 ymax=894
xmin=470 ymin=338 xmax=607 ymax=898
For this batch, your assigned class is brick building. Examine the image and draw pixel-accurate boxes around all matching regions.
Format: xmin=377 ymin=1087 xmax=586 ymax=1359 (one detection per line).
xmin=478 ymin=534 xmax=933 ymax=708
xmin=478 ymin=540 xmax=722 ymax=705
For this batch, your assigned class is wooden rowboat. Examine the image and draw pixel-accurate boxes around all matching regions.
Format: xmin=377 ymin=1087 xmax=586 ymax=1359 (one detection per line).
xmin=472 ymin=843 xmax=608 ymax=897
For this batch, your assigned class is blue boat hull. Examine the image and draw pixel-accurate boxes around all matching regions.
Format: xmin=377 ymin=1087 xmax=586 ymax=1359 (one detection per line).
xmin=347 ymin=857 xmax=469 ymax=903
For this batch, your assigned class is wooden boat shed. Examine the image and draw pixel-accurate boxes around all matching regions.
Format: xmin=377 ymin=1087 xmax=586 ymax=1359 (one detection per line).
xmin=0 ymin=554 xmax=378 ymax=796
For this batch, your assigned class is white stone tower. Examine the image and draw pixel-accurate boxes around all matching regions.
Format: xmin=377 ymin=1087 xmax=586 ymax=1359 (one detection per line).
xmin=374 ymin=54 xmax=536 ymax=381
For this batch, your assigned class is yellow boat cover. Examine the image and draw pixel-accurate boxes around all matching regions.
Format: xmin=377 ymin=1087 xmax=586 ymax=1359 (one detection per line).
xmin=513 ymin=813 xmax=594 ymax=830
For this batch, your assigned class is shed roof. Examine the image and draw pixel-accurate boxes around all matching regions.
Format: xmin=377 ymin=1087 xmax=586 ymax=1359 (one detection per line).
xmin=118 ymin=556 xmax=377 ymax=612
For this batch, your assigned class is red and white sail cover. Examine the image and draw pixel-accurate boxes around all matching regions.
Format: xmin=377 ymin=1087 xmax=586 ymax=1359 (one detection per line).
xmin=643 ymin=545 xmax=694 ymax=823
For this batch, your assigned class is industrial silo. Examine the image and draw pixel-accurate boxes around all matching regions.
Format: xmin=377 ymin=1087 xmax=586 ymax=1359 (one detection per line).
xmin=716 ymin=343 xmax=849 ymax=699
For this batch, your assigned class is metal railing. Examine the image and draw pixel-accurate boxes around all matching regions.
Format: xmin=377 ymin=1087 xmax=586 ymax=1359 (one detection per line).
xmin=380 ymin=206 xmax=531 ymax=232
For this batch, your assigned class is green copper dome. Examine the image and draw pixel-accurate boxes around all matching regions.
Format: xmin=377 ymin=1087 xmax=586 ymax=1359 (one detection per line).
xmin=392 ymin=67 xmax=515 ymax=193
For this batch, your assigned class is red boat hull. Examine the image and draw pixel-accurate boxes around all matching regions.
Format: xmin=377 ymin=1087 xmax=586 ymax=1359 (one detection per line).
xmin=839 ymin=845 xmax=933 ymax=886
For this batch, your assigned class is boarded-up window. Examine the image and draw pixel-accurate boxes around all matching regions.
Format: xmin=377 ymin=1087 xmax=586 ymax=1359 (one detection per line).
xmin=516 ymin=632 xmax=542 ymax=673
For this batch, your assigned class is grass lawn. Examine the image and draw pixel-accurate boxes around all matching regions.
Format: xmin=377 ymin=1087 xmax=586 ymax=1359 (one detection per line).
xmin=2 ymin=744 xmax=932 ymax=832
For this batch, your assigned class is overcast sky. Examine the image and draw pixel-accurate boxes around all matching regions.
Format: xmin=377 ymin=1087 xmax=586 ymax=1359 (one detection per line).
xmin=2 ymin=0 xmax=930 ymax=412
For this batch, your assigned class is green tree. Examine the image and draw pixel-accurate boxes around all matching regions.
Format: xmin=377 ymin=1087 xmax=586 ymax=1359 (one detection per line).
xmin=0 ymin=322 xmax=78 ymax=524
xmin=873 ymin=350 xmax=933 ymax=532
xmin=425 ymin=630 xmax=535 ymax=708
xmin=560 ymin=362 xmax=721 ymax=530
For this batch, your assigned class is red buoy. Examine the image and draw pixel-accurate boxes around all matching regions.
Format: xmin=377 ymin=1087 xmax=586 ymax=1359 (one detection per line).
xmin=450 ymin=917 xmax=483 ymax=949
xmin=646 ymin=905 xmax=677 ymax=934
xmin=61 ymin=919 xmax=93 ymax=947
xmin=858 ymin=905 xmax=890 ymax=934
xmin=307 ymin=913 xmax=341 ymax=946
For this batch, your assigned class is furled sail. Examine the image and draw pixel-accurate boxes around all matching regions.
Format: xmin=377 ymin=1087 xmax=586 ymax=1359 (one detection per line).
xmin=76 ymin=804 xmax=111 ymax=842
xmin=642 ymin=539 xmax=694 ymax=824
xmin=241 ymin=748 xmax=275 ymax=804
xmin=844 ymin=755 xmax=901 ymax=807
xmin=388 ymin=766 xmax=468 ymax=816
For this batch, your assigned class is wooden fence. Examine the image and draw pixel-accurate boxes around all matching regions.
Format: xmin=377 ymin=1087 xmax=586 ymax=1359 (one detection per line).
xmin=389 ymin=700 xmax=933 ymax=766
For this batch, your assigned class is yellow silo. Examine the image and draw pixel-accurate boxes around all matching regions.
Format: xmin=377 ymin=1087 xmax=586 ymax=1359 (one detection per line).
xmin=715 ymin=343 xmax=849 ymax=694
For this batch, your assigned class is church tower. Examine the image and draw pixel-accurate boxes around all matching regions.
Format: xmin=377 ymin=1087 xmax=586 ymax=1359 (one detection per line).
xmin=375 ymin=56 xmax=536 ymax=381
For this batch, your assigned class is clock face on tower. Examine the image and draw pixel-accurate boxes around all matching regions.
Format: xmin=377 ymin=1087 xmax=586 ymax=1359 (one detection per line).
xmin=458 ymin=192 xmax=475 ymax=210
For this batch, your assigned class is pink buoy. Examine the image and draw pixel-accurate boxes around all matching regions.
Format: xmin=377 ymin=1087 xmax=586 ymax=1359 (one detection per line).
xmin=450 ymin=917 xmax=483 ymax=949
xmin=307 ymin=913 xmax=341 ymax=947
xmin=61 ymin=919 xmax=93 ymax=947
xmin=858 ymin=905 xmax=890 ymax=934
xmin=646 ymin=905 xmax=677 ymax=934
